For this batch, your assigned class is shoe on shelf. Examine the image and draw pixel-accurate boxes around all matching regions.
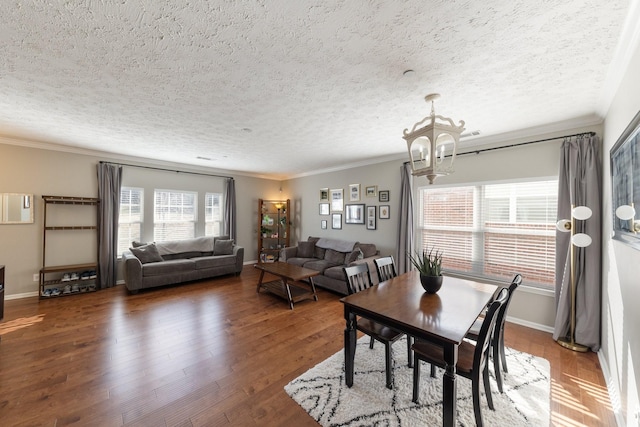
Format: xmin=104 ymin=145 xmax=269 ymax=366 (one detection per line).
xmin=71 ymin=284 xmax=80 ymax=293
xmin=88 ymin=270 xmax=97 ymax=279
xmin=42 ymin=288 xmax=52 ymax=297
xmin=63 ymin=284 xmax=72 ymax=294
xmin=80 ymin=271 xmax=90 ymax=280
xmin=88 ymin=284 xmax=97 ymax=291
xmin=80 ymin=285 xmax=88 ymax=292
xmin=51 ymin=288 xmax=61 ymax=296
xmin=70 ymin=272 xmax=79 ymax=281
xmin=61 ymin=273 xmax=71 ymax=282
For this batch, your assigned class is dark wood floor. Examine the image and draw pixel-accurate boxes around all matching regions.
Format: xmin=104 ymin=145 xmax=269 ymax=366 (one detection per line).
xmin=0 ymin=266 xmax=616 ymax=426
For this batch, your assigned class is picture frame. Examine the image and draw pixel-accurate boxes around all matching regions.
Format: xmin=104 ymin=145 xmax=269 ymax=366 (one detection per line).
xmin=345 ymin=204 xmax=365 ymax=224
xmin=379 ymin=205 xmax=390 ymax=219
xmin=365 ymin=185 xmax=377 ymax=197
xmin=319 ymin=203 xmax=330 ymax=215
xmin=332 ymin=213 xmax=342 ymax=229
xmin=366 ymin=206 xmax=376 ymax=230
xmin=321 ymin=219 xmax=327 ymax=229
xmin=379 ymin=190 xmax=389 ymax=203
xmin=349 ymin=183 xmax=360 ymax=201
xmin=320 ymin=188 xmax=329 ymax=201
xmin=611 ymin=109 xmax=640 ymax=250
xmin=330 ymin=188 xmax=344 ymax=212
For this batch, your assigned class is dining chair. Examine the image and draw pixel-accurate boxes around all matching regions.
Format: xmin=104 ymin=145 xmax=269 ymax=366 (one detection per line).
xmin=466 ymin=273 xmax=522 ymax=393
xmin=343 ymin=263 xmax=410 ymax=389
xmin=374 ymin=256 xmax=397 ymax=282
xmin=412 ymin=287 xmax=509 ymax=427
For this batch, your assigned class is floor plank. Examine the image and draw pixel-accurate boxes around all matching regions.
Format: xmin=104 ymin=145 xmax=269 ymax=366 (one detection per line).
xmin=0 ymin=266 xmax=616 ymax=426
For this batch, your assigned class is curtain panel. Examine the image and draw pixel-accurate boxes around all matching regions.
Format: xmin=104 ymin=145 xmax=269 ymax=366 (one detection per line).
xmin=97 ymin=162 xmax=123 ymax=289
xmin=396 ymin=163 xmax=414 ymax=274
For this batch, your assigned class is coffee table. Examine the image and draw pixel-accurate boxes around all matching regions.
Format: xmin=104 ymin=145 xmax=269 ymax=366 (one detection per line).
xmin=255 ymin=262 xmax=319 ymax=309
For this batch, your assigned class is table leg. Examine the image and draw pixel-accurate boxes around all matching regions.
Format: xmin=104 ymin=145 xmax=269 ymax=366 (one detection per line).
xmin=255 ymin=270 xmax=266 ymax=293
xmin=309 ymin=277 xmax=319 ymax=301
xmin=344 ymin=307 xmax=357 ymax=387
xmin=283 ymin=279 xmax=294 ymax=310
xmin=442 ymin=344 xmax=458 ymax=427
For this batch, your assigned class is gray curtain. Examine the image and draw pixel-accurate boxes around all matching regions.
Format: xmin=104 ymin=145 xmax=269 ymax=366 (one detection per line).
xmin=396 ymin=163 xmax=414 ymax=274
xmin=224 ymin=178 xmax=237 ymax=241
xmin=97 ymin=162 xmax=122 ymax=289
xmin=553 ymin=134 xmax=602 ymax=351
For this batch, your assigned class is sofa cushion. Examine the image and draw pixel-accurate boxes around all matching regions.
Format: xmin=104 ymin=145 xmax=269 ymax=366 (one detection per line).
xmin=314 ymin=246 xmax=326 ymax=259
xmin=130 ymin=243 xmax=163 ymax=264
xmin=287 ymin=257 xmax=315 ymax=267
xmin=324 ymin=265 xmax=347 ymax=281
xmin=297 ymin=241 xmax=315 ymax=258
xmin=357 ymin=243 xmax=377 ymax=258
xmin=194 ymin=254 xmax=237 ymax=269
xmin=214 ymin=239 xmax=234 ymax=255
xmin=142 ymin=259 xmax=195 ymax=276
xmin=324 ymin=249 xmax=346 ymax=265
xmin=163 ymin=251 xmax=206 ymax=260
xmin=303 ymin=259 xmax=336 ymax=273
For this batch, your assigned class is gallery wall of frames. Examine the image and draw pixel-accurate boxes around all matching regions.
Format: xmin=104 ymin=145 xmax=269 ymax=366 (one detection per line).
xmin=318 ymin=184 xmax=390 ymax=231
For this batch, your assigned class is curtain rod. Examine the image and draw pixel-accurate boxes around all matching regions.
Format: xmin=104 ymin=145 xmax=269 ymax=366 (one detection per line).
xmin=402 ymin=131 xmax=596 ymax=164
xmin=99 ymin=161 xmax=233 ymax=180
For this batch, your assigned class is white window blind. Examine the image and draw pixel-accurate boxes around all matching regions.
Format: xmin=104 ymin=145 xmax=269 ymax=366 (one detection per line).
xmin=154 ymin=190 xmax=197 ymax=242
xmin=205 ymin=192 xmax=223 ymax=236
xmin=418 ymin=180 xmax=558 ymax=288
xmin=118 ymin=187 xmax=143 ymax=255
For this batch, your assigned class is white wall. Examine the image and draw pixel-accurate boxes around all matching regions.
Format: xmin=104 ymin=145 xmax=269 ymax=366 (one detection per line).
xmin=602 ymin=38 xmax=640 ymax=424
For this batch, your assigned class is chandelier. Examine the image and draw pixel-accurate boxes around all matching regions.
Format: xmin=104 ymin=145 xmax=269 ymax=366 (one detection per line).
xmin=403 ymin=93 xmax=465 ymax=184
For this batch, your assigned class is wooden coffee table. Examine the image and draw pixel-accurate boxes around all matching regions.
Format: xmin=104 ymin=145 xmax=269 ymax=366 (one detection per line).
xmin=254 ymin=262 xmax=319 ymax=309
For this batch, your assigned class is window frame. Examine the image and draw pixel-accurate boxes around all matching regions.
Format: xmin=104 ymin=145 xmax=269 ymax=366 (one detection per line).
xmin=117 ymin=187 xmax=144 ymax=256
xmin=153 ymin=189 xmax=198 ymax=242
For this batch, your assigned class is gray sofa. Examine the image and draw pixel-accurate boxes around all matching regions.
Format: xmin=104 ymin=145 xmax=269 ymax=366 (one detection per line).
xmin=279 ymin=236 xmax=381 ymax=295
xmin=122 ymin=236 xmax=244 ymax=293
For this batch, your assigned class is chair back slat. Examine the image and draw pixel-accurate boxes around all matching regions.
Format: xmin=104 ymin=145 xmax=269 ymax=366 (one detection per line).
xmin=474 ymin=287 xmax=509 ymax=371
xmin=343 ymin=264 xmax=374 ymax=294
xmin=374 ymin=256 xmax=397 ymax=282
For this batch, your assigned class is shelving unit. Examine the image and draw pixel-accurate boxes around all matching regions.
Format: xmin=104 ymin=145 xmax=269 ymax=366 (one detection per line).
xmin=40 ymin=196 xmax=100 ymax=299
xmin=258 ymin=199 xmax=290 ymax=263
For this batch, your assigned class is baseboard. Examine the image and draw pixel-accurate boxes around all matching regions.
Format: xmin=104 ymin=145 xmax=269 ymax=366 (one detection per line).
xmin=506 ymin=316 xmax=554 ymax=333
xmin=5 ymin=291 xmax=39 ymax=300
xmin=598 ymin=350 xmax=625 ymax=427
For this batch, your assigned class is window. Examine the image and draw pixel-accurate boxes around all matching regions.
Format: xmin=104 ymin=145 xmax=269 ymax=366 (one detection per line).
xmin=154 ymin=190 xmax=197 ymax=242
xmin=418 ymin=180 xmax=558 ymax=288
xmin=118 ymin=187 xmax=143 ymax=255
xmin=205 ymin=192 xmax=223 ymax=236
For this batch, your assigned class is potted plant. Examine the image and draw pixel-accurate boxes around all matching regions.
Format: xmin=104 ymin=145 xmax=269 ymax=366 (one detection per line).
xmin=260 ymin=226 xmax=270 ymax=238
xmin=408 ymin=247 xmax=443 ymax=293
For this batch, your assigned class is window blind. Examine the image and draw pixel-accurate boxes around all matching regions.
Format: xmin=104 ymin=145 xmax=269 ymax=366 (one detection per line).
xmin=117 ymin=187 xmax=143 ymax=254
xmin=154 ymin=190 xmax=197 ymax=242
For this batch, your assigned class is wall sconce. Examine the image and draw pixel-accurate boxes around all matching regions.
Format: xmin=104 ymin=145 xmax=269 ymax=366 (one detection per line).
xmin=402 ymin=93 xmax=465 ymax=184
xmin=555 ymin=205 xmax=592 ymax=352
xmin=615 ymin=203 xmax=639 ymax=233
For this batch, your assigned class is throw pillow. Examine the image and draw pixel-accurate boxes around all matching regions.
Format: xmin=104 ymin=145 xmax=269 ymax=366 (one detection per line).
xmin=346 ymin=248 xmax=364 ymax=264
xmin=214 ymin=239 xmax=234 ymax=255
xmin=130 ymin=243 xmax=163 ymax=264
xmin=357 ymin=243 xmax=377 ymax=258
xmin=324 ymin=248 xmax=346 ymax=265
xmin=131 ymin=240 xmax=151 ymax=248
xmin=297 ymin=241 xmax=315 ymax=258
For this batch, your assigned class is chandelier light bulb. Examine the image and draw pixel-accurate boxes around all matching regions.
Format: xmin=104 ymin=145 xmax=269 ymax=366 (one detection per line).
xmin=572 ymin=206 xmax=592 ymax=220
xmin=571 ymin=233 xmax=592 ymax=247
xmin=615 ymin=204 xmax=636 ymax=220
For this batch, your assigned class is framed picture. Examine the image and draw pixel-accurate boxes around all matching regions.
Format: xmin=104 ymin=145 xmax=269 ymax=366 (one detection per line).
xmin=379 ymin=205 xmax=390 ymax=219
xmin=379 ymin=190 xmax=389 ymax=203
xmin=320 ymin=188 xmax=329 ymax=201
xmin=611 ymin=109 xmax=640 ymax=250
xmin=321 ymin=219 xmax=328 ymax=229
xmin=330 ymin=188 xmax=344 ymax=212
xmin=345 ymin=204 xmax=365 ymax=224
xmin=349 ymin=183 xmax=360 ymax=201
xmin=319 ymin=203 xmax=330 ymax=215
xmin=366 ymin=206 xmax=376 ymax=230
xmin=365 ymin=185 xmax=377 ymax=197
xmin=332 ymin=213 xmax=342 ymax=229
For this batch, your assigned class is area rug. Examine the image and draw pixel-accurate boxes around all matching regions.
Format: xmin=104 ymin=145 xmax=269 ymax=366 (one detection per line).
xmin=285 ymin=336 xmax=550 ymax=426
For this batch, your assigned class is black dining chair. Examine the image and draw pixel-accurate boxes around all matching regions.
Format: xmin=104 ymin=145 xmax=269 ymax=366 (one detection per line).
xmin=412 ymin=287 xmax=509 ymax=427
xmin=466 ymin=273 xmax=522 ymax=393
xmin=343 ymin=263 xmax=410 ymax=389
xmin=374 ymin=256 xmax=397 ymax=282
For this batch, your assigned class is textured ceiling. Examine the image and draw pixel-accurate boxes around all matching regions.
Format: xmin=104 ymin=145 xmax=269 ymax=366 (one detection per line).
xmin=0 ymin=1 xmax=634 ymax=179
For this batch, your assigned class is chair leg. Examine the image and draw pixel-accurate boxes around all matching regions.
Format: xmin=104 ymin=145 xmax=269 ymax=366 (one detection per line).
xmin=369 ymin=336 xmax=375 ymax=349
xmin=406 ymin=335 xmax=413 ymax=368
xmin=472 ymin=371 xmax=484 ymax=427
xmin=493 ymin=338 xmax=504 ymax=393
xmin=385 ymin=343 xmax=393 ymax=389
xmin=412 ymin=357 xmax=421 ymax=403
xmin=499 ymin=329 xmax=508 ymax=373
xmin=483 ymin=363 xmax=494 ymax=410
xmin=430 ymin=363 xmax=436 ymax=378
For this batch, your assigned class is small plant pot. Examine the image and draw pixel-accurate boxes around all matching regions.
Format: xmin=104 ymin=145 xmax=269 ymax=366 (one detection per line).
xmin=420 ymin=274 xmax=443 ymax=294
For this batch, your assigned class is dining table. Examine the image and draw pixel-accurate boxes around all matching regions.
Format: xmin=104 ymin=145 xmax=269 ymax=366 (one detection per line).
xmin=340 ymin=270 xmax=497 ymax=427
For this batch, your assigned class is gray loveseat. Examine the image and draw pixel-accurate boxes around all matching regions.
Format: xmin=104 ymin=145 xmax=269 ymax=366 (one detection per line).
xmin=122 ymin=236 xmax=244 ymax=293
xmin=279 ymin=236 xmax=381 ymax=295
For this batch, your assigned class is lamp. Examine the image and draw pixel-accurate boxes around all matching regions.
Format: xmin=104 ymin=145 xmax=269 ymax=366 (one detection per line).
xmin=615 ymin=203 xmax=640 ymax=233
xmin=555 ymin=204 xmax=592 ymax=352
xmin=403 ymin=93 xmax=465 ymax=184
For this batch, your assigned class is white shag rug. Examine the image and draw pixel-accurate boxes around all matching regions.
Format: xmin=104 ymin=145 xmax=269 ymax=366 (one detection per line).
xmin=285 ymin=336 xmax=550 ymax=426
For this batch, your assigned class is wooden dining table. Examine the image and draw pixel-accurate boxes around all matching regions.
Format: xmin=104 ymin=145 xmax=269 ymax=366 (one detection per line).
xmin=340 ymin=270 xmax=497 ymax=427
